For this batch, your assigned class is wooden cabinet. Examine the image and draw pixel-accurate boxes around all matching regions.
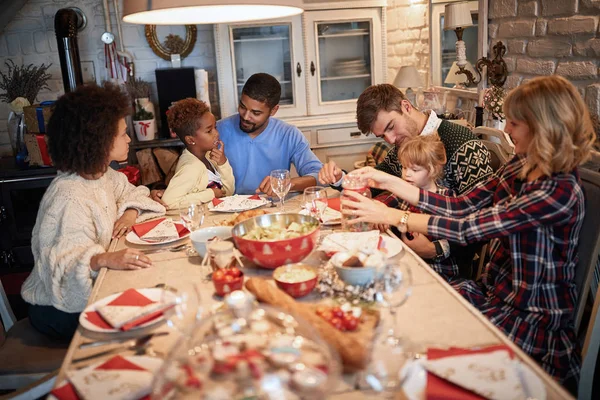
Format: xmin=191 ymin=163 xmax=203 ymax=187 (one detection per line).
xmin=214 ymin=1 xmax=387 ymax=168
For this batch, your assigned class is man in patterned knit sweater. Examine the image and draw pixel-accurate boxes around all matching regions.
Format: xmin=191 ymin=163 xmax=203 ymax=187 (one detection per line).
xmin=319 ymin=84 xmax=493 ymax=270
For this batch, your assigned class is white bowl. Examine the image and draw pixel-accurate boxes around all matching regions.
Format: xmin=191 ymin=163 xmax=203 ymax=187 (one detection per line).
xmin=330 ymin=251 xmax=386 ymax=286
xmin=190 ymin=226 xmax=233 ymax=256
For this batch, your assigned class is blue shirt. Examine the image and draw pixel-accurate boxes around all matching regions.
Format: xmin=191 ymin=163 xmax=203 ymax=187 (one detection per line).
xmin=217 ymin=114 xmax=323 ymax=195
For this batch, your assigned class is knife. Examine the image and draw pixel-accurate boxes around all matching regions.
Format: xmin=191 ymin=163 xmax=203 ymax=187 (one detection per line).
xmin=142 ymin=244 xmax=185 ymax=254
xmin=79 ymin=331 xmax=168 ymax=349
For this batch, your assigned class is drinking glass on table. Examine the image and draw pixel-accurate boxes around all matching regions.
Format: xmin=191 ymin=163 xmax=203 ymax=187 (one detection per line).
xmin=364 ymin=260 xmax=413 ymax=395
xmin=270 ymin=169 xmax=291 ymax=211
xmin=303 ymin=186 xmax=328 ymax=222
xmin=179 ymin=201 xmax=205 ymax=255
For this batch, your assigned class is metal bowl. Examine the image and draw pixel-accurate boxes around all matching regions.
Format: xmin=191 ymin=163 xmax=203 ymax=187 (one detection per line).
xmin=232 ymin=213 xmax=320 ymax=269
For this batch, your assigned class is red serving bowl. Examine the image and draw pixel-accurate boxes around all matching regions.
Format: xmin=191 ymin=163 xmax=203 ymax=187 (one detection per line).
xmin=212 ymin=270 xmax=244 ymax=297
xmin=232 ymin=213 xmax=320 ymax=269
xmin=273 ymin=264 xmax=318 ymax=298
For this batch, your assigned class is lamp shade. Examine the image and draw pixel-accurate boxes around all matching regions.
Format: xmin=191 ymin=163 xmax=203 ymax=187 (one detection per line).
xmin=123 ymin=0 xmax=304 ymax=25
xmin=444 ymin=2 xmax=473 ymax=31
xmin=393 ymin=66 xmax=423 ymax=89
xmin=444 ymin=61 xmax=476 ymax=85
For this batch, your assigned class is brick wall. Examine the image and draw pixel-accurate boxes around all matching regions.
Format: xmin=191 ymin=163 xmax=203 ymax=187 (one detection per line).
xmin=0 ymin=0 xmax=217 ymax=157
xmin=489 ymin=0 xmax=600 ymax=121
xmin=386 ymin=0 xmax=430 ymax=87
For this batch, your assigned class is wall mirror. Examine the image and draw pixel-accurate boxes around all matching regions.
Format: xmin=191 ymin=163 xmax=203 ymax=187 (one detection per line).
xmin=145 ymin=25 xmax=198 ymax=61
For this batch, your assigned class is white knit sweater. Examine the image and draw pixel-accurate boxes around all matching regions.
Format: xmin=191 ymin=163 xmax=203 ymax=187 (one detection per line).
xmin=21 ymin=168 xmax=165 ymax=313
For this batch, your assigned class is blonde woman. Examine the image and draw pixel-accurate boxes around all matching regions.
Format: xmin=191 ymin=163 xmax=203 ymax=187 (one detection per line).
xmin=344 ymin=75 xmax=596 ymax=386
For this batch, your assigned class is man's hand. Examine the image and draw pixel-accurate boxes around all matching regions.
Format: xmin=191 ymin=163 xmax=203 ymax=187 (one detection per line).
xmin=91 ymin=248 xmax=152 ymax=271
xmin=256 ymin=176 xmax=276 ymax=197
xmin=211 ymin=187 xmax=225 ymax=198
xmin=112 ymin=209 xmax=138 ymax=239
xmin=400 ymin=232 xmax=437 ymax=259
xmin=209 ymin=140 xmax=227 ymax=165
xmin=150 ymin=189 xmax=168 ymax=208
xmin=318 ymin=161 xmax=343 ymax=185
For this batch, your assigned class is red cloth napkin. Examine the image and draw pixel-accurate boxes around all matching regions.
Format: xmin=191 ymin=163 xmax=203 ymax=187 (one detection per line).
xmin=248 ymin=194 xmax=261 ymax=200
xmin=50 ymin=356 xmax=151 ymax=400
xmin=212 ymin=198 xmax=224 ymax=206
xmin=425 ymin=345 xmax=514 ymax=400
xmin=131 ymin=218 xmax=189 ymax=239
xmin=327 ymin=198 xmax=341 ymax=211
xmin=84 ymin=289 xmax=163 ymax=331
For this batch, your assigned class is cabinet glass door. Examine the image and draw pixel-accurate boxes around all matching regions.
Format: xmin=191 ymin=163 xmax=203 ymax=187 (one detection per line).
xmin=231 ymin=24 xmax=296 ymax=108
xmin=305 ymin=9 xmax=383 ymax=115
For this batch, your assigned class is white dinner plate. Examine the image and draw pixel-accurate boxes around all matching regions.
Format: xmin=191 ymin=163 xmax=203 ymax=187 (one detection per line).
xmin=399 ymin=356 xmax=546 ymax=400
xmin=321 ymin=232 xmax=403 ymax=258
xmin=79 ymin=288 xmax=176 ymax=334
xmin=208 ymin=195 xmax=269 ymax=213
xmin=125 ymin=221 xmax=190 ymax=246
xmin=299 ymin=207 xmax=342 ymax=226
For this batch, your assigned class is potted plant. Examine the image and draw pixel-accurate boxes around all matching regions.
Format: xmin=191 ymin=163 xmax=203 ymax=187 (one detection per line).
xmin=125 ymin=78 xmax=157 ymax=137
xmin=0 ymin=60 xmax=51 ymax=157
xmin=133 ymin=99 xmax=156 ymax=141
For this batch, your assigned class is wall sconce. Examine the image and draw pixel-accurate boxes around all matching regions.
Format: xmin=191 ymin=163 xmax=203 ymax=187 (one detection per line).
xmin=444 ymin=2 xmax=508 ymax=88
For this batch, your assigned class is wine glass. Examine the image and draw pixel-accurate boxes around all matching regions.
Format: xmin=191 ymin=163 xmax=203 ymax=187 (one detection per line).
xmin=364 ymin=261 xmax=413 ymax=394
xmin=179 ymin=201 xmax=205 ymax=255
xmin=303 ymin=186 xmax=328 ymax=222
xmin=270 ymin=169 xmax=291 ymax=211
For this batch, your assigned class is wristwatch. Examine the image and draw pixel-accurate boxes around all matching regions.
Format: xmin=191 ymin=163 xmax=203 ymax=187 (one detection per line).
xmin=432 ymin=240 xmax=445 ymax=262
xmin=397 ymin=211 xmax=410 ymax=233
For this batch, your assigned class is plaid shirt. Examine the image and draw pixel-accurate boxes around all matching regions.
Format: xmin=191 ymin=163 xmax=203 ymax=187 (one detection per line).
xmin=420 ymin=155 xmax=582 ymax=383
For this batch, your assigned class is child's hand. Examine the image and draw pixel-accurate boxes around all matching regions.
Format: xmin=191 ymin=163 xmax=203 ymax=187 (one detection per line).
xmin=211 ymin=187 xmax=225 ymax=198
xmin=209 ymin=140 xmax=227 ymax=165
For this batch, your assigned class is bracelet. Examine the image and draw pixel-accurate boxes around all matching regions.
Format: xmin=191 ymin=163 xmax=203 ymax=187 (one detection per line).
xmin=398 ymin=211 xmax=410 ymax=233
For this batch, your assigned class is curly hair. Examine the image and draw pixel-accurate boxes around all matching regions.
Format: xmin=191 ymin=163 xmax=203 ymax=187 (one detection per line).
xmin=503 ymin=75 xmax=597 ymax=178
xmin=356 ymin=84 xmax=409 ymax=135
xmin=47 ymin=83 xmax=131 ymax=175
xmin=399 ymin=133 xmax=447 ymax=181
xmin=241 ymin=73 xmax=281 ymax=109
xmin=167 ymin=98 xmax=210 ymax=142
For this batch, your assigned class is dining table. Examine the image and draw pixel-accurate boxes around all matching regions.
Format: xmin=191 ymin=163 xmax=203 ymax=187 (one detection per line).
xmin=54 ymin=189 xmax=574 ymax=399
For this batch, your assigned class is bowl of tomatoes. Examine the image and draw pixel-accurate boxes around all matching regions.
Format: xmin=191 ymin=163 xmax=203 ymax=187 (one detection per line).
xmin=273 ymin=264 xmax=318 ymax=298
xmin=212 ymin=267 xmax=244 ymax=297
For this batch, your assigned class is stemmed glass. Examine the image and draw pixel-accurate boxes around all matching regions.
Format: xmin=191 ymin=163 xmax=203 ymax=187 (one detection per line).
xmin=160 ymin=282 xmax=203 ymax=338
xmin=303 ymin=186 xmax=328 ymax=222
xmin=179 ymin=201 xmax=205 ymax=255
xmin=270 ymin=169 xmax=291 ymax=211
xmin=364 ymin=261 xmax=413 ymax=395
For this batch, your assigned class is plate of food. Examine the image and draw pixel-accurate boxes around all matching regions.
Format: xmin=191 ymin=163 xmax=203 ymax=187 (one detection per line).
xmin=208 ymin=194 xmax=270 ymax=213
xmin=126 ymin=218 xmax=190 ymax=246
xmin=79 ymin=288 xmax=177 ymax=333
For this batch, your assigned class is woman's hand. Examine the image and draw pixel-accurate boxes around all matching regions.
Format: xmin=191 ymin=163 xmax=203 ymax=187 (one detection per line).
xmin=341 ymin=190 xmax=402 ymax=226
xmin=91 ymin=249 xmax=152 ymax=271
xmin=150 ymin=189 xmax=168 ymax=208
xmin=209 ymin=141 xmax=227 ymax=165
xmin=401 ymin=232 xmax=437 ymax=259
xmin=112 ymin=209 xmax=138 ymax=239
xmin=348 ymin=167 xmax=397 ymax=190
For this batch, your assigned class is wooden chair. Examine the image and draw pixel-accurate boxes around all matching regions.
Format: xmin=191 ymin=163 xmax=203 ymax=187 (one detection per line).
xmin=473 ymin=126 xmax=515 ymax=171
xmin=0 ymin=278 xmax=68 ymax=392
xmin=581 ymin=284 xmax=600 ymax=399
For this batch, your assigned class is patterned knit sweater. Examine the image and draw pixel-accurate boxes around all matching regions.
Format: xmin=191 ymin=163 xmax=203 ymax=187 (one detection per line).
xmin=374 ymin=120 xmax=494 ymax=197
xmin=21 ymin=169 xmax=165 ymax=313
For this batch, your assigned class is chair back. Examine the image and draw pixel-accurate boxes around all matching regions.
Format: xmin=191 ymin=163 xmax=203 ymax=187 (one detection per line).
xmin=581 ymin=285 xmax=600 ymax=399
xmin=575 ymin=168 xmax=600 ymax=334
xmin=473 ymin=126 xmax=515 ymax=171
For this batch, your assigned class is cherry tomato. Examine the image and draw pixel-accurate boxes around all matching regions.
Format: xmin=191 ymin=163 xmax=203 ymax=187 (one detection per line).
xmin=343 ymin=315 xmax=359 ymax=331
xmin=329 ymin=317 xmax=344 ymax=331
xmin=224 ymin=274 xmax=235 ymax=282
xmin=331 ymin=307 xmax=344 ymax=319
xmin=227 ymin=268 xmax=242 ymax=278
xmin=213 ymin=270 xmax=225 ymax=281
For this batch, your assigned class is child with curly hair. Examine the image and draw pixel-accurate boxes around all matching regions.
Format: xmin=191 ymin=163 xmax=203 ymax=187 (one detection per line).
xmin=162 ymin=98 xmax=235 ymax=208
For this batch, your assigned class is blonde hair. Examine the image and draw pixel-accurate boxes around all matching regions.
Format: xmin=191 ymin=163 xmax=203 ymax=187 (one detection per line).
xmin=503 ymin=75 xmax=596 ymax=178
xmin=399 ymin=134 xmax=447 ymax=180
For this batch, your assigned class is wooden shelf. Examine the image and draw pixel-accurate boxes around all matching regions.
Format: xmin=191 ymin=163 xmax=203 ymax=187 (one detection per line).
xmin=233 ymin=36 xmax=289 ymax=43
xmin=130 ymin=138 xmax=184 ymax=150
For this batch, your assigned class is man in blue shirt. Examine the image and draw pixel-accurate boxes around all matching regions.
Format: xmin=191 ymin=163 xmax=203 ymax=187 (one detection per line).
xmin=217 ymin=73 xmax=322 ymax=195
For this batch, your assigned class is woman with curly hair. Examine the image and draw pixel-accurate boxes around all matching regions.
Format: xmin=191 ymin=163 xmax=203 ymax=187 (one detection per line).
xmin=161 ymin=98 xmax=234 ymax=209
xmin=21 ymin=83 xmax=165 ymax=340
xmin=344 ymin=75 xmax=596 ymax=387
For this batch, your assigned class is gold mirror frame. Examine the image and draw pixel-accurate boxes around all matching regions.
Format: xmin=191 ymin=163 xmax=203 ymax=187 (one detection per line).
xmin=144 ymin=25 xmax=197 ymax=61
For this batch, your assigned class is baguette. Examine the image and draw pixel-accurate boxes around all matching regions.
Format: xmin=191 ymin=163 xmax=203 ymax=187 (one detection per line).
xmin=245 ymin=277 xmax=371 ymax=371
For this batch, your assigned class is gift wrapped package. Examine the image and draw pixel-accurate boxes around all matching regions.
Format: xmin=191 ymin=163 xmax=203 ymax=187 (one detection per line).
xmin=23 ymin=101 xmax=55 ymax=134
xmin=24 ymin=133 xmax=52 ymax=167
